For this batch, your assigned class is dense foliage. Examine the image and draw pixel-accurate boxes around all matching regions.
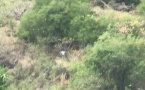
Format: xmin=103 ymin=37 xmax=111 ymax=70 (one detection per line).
xmin=18 ymin=0 xmax=103 ymax=44
xmin=137 ymin=0 xmax=145 ymax=15
xmin=86 ymin=32 xmax=145 ymax=90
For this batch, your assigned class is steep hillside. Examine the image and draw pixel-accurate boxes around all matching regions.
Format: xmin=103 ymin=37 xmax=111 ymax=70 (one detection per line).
xmin=0 ymin=0 xmax=145 ymax=90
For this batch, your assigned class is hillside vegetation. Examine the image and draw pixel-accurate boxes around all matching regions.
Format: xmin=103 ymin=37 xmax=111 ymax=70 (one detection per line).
xmin=0 ymin=0 xmax=145 ymax=90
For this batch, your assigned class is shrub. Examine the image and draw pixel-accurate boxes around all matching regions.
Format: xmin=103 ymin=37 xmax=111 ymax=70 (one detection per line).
xmin=69 ymin=63 xmax=101 ymax=90
xmin=18 ymin=0 xmax=104 ymax=45
xmin=137 ymin=0 xmax=145 ymax=15
xmin=86 ymin=32 xmax=145 ymax=90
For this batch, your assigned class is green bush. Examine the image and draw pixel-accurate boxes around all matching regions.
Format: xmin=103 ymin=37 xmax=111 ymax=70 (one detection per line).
xmin=86 ymin=32 xmax=145 ymax=90
xmin=18 ymin=0 xmax=103 ymax=45
xmin=137 ymin=0 xmax=145 ymax=15
xmin=69 ymin=63 xmax=101 ymax=90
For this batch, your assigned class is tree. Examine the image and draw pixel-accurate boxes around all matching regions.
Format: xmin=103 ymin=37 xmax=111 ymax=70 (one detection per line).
xmin=18 ymin=0 xmax=100 ymax=45
xmin=86 ymin=32 xmax=145 ymax=90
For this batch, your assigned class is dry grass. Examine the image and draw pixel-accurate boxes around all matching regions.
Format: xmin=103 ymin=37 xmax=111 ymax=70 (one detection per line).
xmin=91 ymin=6 xmax=145 ymax=34
xmin=0 ymin=0 xmax=34 ymax=69
xmin=92 ymin=6 xmax=141 ymax=21
xmin=54 ymin=49 xmax=85 ymax=68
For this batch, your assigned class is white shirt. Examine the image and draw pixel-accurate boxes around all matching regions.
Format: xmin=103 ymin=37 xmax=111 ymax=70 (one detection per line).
xmin=60 ymin=51 xmax=66 ymax=56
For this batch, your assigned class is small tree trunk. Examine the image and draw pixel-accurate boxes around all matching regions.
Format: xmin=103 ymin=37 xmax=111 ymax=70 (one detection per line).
xmin=116 ymin=74 xmax=125 ymax=90
xmin=117 ymin=82 xmax=125 ymax=90
xmin=115 ymin=69 xmax=127 ymax=90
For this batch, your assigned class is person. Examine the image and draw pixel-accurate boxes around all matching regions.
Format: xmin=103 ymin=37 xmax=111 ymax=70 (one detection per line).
xmin=59 ymin=50 xmax=69 ymax=61
xmin=60 ymin=50 xmax=66 ymax=58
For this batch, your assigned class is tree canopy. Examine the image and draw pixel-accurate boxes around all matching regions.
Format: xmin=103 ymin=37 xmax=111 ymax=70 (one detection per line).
xmin=18 ymin=0 xmax=102 ymax=45
xmin=86 ymin=32 xmax=145 ymax=90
